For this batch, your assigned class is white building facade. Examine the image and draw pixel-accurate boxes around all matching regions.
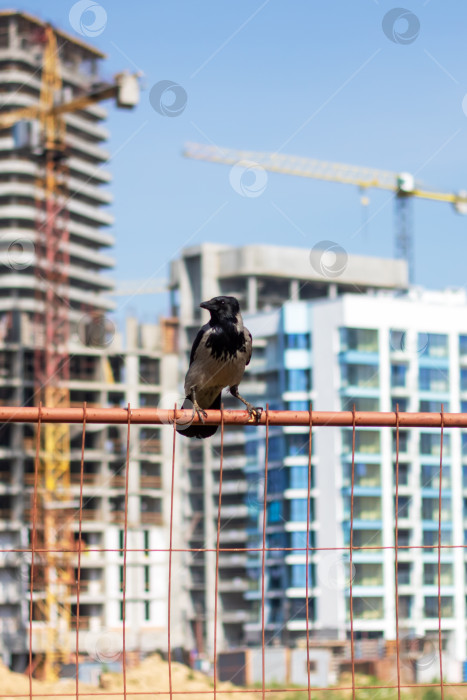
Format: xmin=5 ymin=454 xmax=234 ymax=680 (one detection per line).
xmin=243 ymin=288 xmax=467 ymax=676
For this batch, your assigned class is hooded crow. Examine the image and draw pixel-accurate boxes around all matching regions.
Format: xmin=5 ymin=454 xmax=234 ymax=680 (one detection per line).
xmin=177 ymin=295 xmax=262 ymax=439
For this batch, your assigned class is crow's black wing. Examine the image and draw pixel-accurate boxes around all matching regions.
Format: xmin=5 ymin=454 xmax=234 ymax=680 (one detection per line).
xmin=189 ymin=326 xmax=208 ymax=366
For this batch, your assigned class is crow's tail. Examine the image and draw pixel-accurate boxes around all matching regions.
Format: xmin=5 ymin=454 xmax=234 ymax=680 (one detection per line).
xmin=176 ymin=393 xmax=220 ymax=439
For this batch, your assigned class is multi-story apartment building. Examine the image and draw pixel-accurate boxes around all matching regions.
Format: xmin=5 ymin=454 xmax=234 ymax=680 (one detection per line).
xmin=243 ymin=288 xmax=467 ymax=678
xmin=170 ymin=243 xmax=409 ymax=656
xmin=0 ymin=12 xmax=183 ymax=673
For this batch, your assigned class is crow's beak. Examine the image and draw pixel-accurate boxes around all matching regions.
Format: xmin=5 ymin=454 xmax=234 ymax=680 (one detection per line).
xmin=200 ymin=299 xmax=215 ymax=311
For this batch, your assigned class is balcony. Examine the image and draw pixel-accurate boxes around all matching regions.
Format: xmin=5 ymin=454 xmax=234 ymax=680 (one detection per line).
xmin=141 ymin=512 xmax=163 ymax=525
xmin=140 ymin=476 xmax=162 ymax=489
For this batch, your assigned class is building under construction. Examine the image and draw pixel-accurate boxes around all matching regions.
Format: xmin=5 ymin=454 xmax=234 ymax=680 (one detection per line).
xmin=0 ymin=11 xmax=183 ymax=677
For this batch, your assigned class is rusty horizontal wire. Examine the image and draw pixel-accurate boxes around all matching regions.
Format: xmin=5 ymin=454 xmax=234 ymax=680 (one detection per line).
xmin=0 ymin=405 xmax=467 ymax=426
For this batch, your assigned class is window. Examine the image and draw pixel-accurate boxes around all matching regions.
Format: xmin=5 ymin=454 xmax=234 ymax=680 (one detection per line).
xmin=424 ymin=596 xmax=453 ymax=618
xmin=267 ymin=501 xmax=283 ymax=523
xmin=391 ymin=364 xmax=407 ymax=388
xmin=350 ymin=529 xmax=382 ymax=547
xmin=344 ymin=462 xmax=380 ymax=488
xmin=290 ymin=530 xmax=315 ymax=550
xmin=286 ymin=369 xmax=310 ymax=392
xmin=269 ymin=436 xmax=285 ymax=461
xmin=398 ymin=596 xmax=412 ymax=618
xmin=392 ymin=430 xmax=409 ymax=453
xmin=286 ymin=434 xmax=309 ymax=456
xmin=421 ymin=464 xmax=450 ymax=489
xmin=422 ymin=497 xmax=451 ymax=522
xmin=354 ymin=562 xmax=383 ymax=585
xmin=290 ymin=498 xmax=313 ymax=522
xmin=286 ymin=333 xmax=310 ymax=350
xmin=423 ymin=529 xmax=452 ymax=549
xmin=268 ymin=469 xmax=286 ymax=494
xmin=424 ymin=563 xmax=453 ymax=586
xmin=350 ymin=597 xmax=383 ymax=619
xmin=341 ymin=328 xmax=378 ymax=352
xmin=395 ymin=496 xmax=410 ymax=519
xmin=343 ymin=397 xmax=379 ymax=411
xmin=289 ymin=465 xmax=312 ymax=489
xmin=420 ymin=432 xmax=450 ymax=457
xmin=144 ymin=601 xmax=150 ymax=621
xmin=460 ymin=335 xmax=467 ymax=357
xmin=143 ymin=530 xmax=150 ymax=556
xmin=393 ymin=463 xmax=409 ymax=486
xmin=342 ymin=364 xmax=379 ymax=388
xmin=390 ymin=330 xmax=406 ymax=352
xmin=287 ymin=400 xmax=309 ymax=411
xmin=343 ymin=430 xmax=381 ymax=454
xmin=290 ymin=597 xmax=315 ymax=620
xmin=420 ymin=400 xmax=450 ymax=412
xmin=397 ymin=562 xmax=411 ymax=585
xmin=425 ymin=333 xmax=448 ymax=358
xmin=267 ymin=532 xmax=288 ymax=555
xmin=139 ymin=357 xmax=160 ymax=384
xmin=392 ymin=397 xmax=408 ymax=412
xmin=397 ymin=529 xmax=410 ymax=547
xmin=419 ymin=367 xmax=449 ymax=393
xmin=144 ymin=566 xmax=150 ymax=592
xmin=290 ymin=564 xmax=314 ymax=588
xmin=461 ymin=369 xmax=467 ymax=392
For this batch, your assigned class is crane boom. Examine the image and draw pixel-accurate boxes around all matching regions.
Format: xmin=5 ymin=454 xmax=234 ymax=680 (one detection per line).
xmin=0 ymin=73 xmax=139 ymax=129
xmin=183 ymin=142 xmax=467 ymax=206
xmin=183 ymin=142 xmax=467 ymax=282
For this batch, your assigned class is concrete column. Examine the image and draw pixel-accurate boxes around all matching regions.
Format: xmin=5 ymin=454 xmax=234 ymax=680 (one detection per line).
xmin=247 ymin=276 xmax=258 ymax=314
xmin=289 ymin=279 xmax=299 ymax=302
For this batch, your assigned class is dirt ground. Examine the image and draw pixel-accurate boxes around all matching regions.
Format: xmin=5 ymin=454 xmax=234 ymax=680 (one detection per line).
xmin=0 ymin=654 xmax=461 ymax=700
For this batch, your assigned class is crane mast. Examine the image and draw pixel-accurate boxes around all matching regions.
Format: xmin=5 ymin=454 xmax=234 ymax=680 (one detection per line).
xmin=0 ymin=22 xmax=140 ymax=681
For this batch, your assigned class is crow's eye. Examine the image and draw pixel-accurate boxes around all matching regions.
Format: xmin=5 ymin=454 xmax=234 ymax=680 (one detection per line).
xmin=220 ymin=300 xmax=225 ymax=305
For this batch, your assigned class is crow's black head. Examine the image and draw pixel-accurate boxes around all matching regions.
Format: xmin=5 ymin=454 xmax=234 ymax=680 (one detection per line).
xmin=200 ymin=296 xmax=241 ymax=324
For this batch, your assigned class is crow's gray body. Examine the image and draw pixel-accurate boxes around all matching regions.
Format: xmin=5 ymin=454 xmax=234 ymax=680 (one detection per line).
xmin=177 ymin=296 xmax=258 ymax=439
xmin=184 ymin=320 xmax=252 ymax=408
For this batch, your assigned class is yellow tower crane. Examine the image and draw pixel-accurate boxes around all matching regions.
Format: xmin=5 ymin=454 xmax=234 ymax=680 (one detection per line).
xmin=0 ymin=23 xmax=139 ymax=681
xmin=183 ymin=142 xmax=467 ymax=283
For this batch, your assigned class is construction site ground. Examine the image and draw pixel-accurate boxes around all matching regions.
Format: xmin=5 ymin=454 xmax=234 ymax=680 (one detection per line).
xmin=0 ymin=653 xmax=464 ymax=700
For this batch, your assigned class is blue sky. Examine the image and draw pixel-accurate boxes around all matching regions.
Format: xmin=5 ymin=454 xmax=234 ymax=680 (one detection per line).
xmin=7 ymin=1 xmax=467 ymax=322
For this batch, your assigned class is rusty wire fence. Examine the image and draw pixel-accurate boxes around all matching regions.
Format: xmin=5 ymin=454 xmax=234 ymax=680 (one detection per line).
xmin=1 ymin=405 xmax=467 ymax=698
